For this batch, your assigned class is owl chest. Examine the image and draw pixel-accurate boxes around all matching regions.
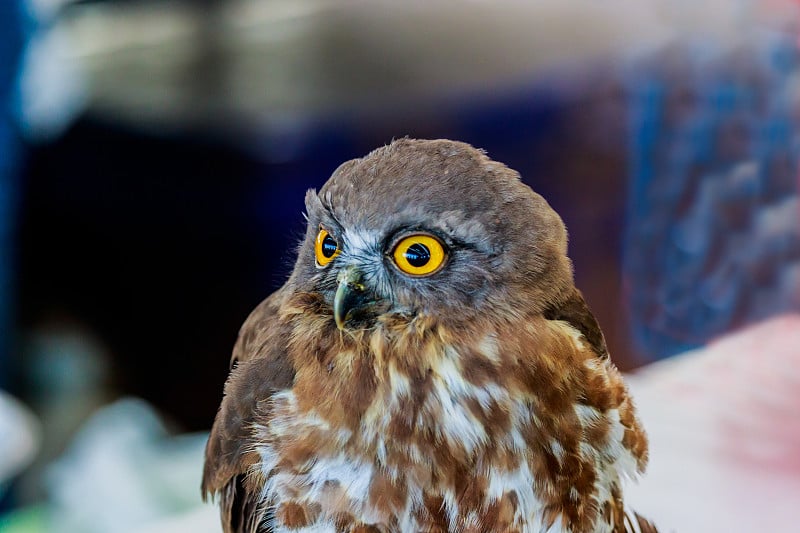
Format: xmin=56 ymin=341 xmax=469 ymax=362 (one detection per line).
xmin=257 ymin=380 xmax=585 ymax=533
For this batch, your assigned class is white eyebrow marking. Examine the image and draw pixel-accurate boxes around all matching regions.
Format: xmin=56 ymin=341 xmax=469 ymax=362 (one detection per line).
xmin=343 ymin=227 xmax=380 ymax=255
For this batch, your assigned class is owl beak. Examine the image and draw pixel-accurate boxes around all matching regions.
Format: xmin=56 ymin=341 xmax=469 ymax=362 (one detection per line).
xmin=334 ymin=266 xmax=371 ymax=330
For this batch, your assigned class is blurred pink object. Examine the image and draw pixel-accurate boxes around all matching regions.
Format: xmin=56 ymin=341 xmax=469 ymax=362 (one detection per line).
xmin=625 ymin=314 xmax=800 ymax=532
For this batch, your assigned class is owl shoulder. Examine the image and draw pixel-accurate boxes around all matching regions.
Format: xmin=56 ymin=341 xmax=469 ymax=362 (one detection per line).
xmin=202 ymin=286 xmax=296 ymax=532
xmin=543 ymin=287 xmax=608 ymax=359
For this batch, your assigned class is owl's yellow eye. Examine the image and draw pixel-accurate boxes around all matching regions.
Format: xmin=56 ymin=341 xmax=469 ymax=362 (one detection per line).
xmin=392 ymin=234 xmax=446 ymax=276
xmin=315 ymin=229 xmax=340 ymax=266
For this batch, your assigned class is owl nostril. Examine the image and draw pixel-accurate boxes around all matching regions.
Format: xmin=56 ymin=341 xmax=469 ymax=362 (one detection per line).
xmin=337 ymin=264 xmax=364 ymax=285
xmin=347 ymin=281 xmax=366 ymax=293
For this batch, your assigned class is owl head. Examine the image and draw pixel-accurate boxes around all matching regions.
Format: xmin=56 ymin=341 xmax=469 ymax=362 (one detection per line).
xmin=288 ymin=138 xmax=574 ymax=330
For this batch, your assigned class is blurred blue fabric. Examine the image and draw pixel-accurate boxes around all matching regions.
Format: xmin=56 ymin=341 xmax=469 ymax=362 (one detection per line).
xmin=0 ymin=0 xmax=28 ymax=389
xmin=626 ymin=35 xmax=800 ymax=359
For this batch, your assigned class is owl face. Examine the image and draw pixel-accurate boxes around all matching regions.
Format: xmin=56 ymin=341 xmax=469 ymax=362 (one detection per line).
xmin=289 ymin=139 xmax=573 ymax=329
xmin=296 ymin=196 xmax=498 ymax=329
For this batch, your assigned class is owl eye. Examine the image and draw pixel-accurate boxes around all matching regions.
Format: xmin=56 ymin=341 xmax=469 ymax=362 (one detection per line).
xmin=315 ymin=229 xmax=340 ymax=266
xmin=392 ymin=234 xmax=446 ymax=276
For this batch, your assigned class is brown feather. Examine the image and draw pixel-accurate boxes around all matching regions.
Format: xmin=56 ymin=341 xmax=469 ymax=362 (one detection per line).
xmin=544 ymin=287 xmax=609 ymax=358
xmin=202 ymin=288 xmax=295 ymax=533
xmin=229 ymin=290 xmax=286 ymax=367
xmin=631 ymin=512 xmax=660 ymax=533
xmin=217 ymin=475 xmax=272 ymax=533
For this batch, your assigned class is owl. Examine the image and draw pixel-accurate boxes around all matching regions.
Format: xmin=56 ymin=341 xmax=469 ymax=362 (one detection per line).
xmin=202 ymin=139 xmax=657 ymax=533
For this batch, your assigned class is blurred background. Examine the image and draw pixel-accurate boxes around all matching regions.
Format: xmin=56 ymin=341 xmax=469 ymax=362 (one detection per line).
xmin=1 ymin=0 xmax=799 ymax=532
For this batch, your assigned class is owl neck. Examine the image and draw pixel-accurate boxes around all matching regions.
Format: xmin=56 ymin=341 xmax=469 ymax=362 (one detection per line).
xmin=287 ymin=312 xmax=515 ymax=458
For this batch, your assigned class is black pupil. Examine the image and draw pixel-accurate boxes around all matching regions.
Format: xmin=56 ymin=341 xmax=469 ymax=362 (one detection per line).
xmin=321 ymin=235 xmax=338 ymax=258
xmin=404 ymin=243 xmax=430 ymax=267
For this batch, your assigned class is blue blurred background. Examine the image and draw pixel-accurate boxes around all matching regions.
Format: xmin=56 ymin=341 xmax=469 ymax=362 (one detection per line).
xmin=0 ymin=1 xmax=799 ymax=532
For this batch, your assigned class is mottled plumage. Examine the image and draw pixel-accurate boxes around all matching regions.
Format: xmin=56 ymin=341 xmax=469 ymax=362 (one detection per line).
xmin=203 ymin=139 xmax=657 ymax=533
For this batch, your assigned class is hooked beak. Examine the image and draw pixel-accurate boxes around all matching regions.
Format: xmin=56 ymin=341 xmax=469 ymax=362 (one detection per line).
xmin=334 ymin=265 xmax=372 ymax=330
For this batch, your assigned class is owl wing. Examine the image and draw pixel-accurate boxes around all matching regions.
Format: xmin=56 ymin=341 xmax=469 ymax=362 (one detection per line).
xmin=202 ymin=289 xmax=296 ymax=533
xmin=543 ymin=287 xmax=609 ymax=358
xmin=621 ymin=511 xmax=660 ymax=533
xmin=544 ymin=289 xmax=660 ymax=533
